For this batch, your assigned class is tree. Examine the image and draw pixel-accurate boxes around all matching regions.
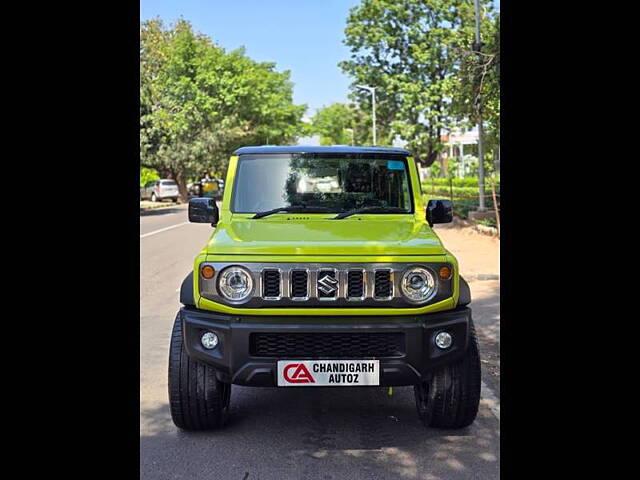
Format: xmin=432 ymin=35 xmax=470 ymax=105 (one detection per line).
xmin=140 ymin=19 xmax=307 ymax=200
xmin=340 ymin=0 xmax=497 ymax=166
xmin=450 ymin=9 xmax=500 ymax=164
xmin=310 ymin=103 xmax=356 ymax=145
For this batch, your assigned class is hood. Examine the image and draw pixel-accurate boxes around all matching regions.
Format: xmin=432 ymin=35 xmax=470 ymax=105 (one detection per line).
xmin=205 ymin=216 xmax=446 ymax=256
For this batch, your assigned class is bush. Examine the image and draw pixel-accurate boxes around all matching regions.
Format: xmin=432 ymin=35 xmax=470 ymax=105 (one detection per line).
xmin=422 ymin=193 xmax=502 ymax=221
xmin=422 ymin=177 xmax=500 ymax=189
xmin=423 ymin=185 xmax=488 ymax=197
xmin=421 ymin=177 xmax=500 ymax=220
xmin=477 ymin=218 xmax=497 ymax=228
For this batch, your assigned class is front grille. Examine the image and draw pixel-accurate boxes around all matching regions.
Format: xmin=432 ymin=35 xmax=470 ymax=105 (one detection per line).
xmin=250 ymin=332 xmax=405 ymax=358
xmin=374 ymin=270 xmax=392 ymax=298
xmin=290 ymin=270 xmax=308 ymax=298
xmin=347 ymin=270 xmax=364 ymax=298
xmin=263 ymin=270 xmax=280 ymax=298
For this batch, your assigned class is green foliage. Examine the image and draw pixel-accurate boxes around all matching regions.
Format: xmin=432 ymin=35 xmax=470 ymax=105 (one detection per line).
xmin=477 ymin=218 xmax=497 ymax=228
xmin=423 ymin=177 xmax=499 ymax=188
xmin=423 ymin=193 xmax=478 ymax=219
xmin=309 ymin=102 xmax=386 ymax=147
xmin=451 ymin=198 xmax=480 ymax=219
xmin=429 ymin=161 xmax=442 ymax=178
xmin=140 ymin=18 xmax=307 ymax=199
xmin=450 ymin=9 xmax=500 ymax=152
xmin=310 ymin=103 xmax=356 ymax=145
xmin=140 ymin=167 xmax=159 ymax=187
xmin=340 ymin=0 xmax=499 ymax=165
xmin=422 ymin=175 xmax=500 ymax=219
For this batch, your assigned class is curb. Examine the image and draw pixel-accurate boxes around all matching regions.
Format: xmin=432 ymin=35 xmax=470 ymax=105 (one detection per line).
xmin=474 ymin=224 xmax=499 ymax=237
xmin=465 ymin=273 xmax=500 ymax=282
xmin=140 ymin=202 xmax=185 ymax=212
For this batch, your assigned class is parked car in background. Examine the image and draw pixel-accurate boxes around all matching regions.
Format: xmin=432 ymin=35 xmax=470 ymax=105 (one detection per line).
xmin=140 ymin=179 xmax=179 ymax=202
xmin=187 ymin=178 xmax=225 ymax=199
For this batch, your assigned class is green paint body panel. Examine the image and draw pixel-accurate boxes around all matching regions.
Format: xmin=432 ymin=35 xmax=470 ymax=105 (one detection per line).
xmin=192 ymin=154 xmax=462 ymax=316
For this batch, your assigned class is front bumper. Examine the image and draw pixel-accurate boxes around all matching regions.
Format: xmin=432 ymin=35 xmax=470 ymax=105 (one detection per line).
xmin=180 ymin=306 xmax=472 ymax=387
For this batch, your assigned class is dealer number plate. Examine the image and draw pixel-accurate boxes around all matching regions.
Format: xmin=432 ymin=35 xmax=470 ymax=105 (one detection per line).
xmin=277 ymin=360 xmax=380 ymax=387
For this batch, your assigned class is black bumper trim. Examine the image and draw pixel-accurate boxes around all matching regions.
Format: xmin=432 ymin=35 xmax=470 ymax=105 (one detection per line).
xmin=180 ymin=306 xmax=471 ymax=387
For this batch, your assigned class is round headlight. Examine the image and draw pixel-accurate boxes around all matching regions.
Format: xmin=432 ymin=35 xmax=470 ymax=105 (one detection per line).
xmin=217 ymin=266 xmax=253 ymax=302
xmin=400 ymin=267 xmax=436 ymax=303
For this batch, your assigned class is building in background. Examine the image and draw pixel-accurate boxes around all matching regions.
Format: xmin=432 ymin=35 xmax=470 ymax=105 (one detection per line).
xmin=441 ymin=129 xmax=479 ymax=178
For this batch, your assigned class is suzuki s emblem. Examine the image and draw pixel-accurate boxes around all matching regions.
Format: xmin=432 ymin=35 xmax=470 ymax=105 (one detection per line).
xmin=318 ymin=273 xmax=338 ymax=294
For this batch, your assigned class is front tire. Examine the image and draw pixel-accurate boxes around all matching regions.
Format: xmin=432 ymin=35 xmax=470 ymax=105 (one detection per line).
xmin=414 ymin=319 xmax=481 ymax=428
xmin=168 ymin=313 xmax=231 ymax=430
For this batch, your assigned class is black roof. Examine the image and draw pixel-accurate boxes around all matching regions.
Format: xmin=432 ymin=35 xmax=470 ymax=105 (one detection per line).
xmin=233 ymin=145 xmax=411 ymax=156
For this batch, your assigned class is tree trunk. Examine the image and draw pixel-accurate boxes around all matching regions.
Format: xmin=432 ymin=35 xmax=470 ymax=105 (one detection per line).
xmin=439 ymin=156 xmax=447 ymax=178
xmin=176 ymin=172 xmax=189 ymax=203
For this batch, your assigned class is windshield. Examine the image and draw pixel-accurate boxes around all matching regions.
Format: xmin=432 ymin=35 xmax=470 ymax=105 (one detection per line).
xmin=232 ymin=154 xmax=413 ymax=214
xmin=161 ymin=180 xmax=177 ymax=186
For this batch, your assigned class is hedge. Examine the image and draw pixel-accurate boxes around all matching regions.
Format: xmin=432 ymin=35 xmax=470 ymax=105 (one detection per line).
xmin=422 ymin=193 xmax=499 ymax=220
xmin=421 ymin=177 xmax=500 ymax=188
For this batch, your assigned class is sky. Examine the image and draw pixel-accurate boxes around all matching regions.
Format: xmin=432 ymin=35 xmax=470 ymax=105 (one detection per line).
xmin=140 ymin=0 xmax=361 ymax=118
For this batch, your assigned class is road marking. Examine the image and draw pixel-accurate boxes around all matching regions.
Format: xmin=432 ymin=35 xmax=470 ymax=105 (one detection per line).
xmin=481 ymin=381 xmax=500 ymax=421
xmin=140 ymin=222 xmax=188 ymax=239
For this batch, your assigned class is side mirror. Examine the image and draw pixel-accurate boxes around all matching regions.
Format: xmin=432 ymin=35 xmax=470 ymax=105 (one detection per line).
xmin=426 ymin=199 xmax=453 ymax=227
xmin=188 ymin=198 xmax=219 ymax=226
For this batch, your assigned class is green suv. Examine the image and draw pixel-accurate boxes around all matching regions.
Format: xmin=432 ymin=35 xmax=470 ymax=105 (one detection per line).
xmin=169 ymin=146 xmax=480 ymax=430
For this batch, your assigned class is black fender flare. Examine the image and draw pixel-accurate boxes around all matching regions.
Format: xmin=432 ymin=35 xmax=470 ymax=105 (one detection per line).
xmin=180 ymin=271 xmax=195 ymax=306
xmin=458 ymin=275 xmax=471 ymax=306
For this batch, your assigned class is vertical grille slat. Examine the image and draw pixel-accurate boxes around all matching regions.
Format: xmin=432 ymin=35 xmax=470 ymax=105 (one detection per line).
xmin=374 ymin=270 xmax=392 ymax=299
xmin=262 ymin=270 xmax=281 ymax=298
xmin=347 ymin=270 xmax=364 ymax=299
xmin=290 ymin=270 xmax=309 ymax=298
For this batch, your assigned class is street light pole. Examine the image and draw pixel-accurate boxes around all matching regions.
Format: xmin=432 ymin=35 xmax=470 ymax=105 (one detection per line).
xmin=356 ymin=85 xmax=377 ymax=146
xmin=372 ymin=87 xmax=377 ymax=146
xmin=474 ymin=0 xmax=486 ymax=211
xmin=345 ymin=128 xmax=354 ymax=146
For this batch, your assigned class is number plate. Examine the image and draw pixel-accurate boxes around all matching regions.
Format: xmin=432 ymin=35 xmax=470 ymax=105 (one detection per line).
xmin=277 ymin=360 xmax=380 ymax=387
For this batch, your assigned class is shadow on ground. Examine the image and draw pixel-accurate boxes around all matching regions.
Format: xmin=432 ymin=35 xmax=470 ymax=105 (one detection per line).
xmin=140 ymin=206 xmax=185 ymax=217
xmin=141 ymin=384 xmax=499 ymax=480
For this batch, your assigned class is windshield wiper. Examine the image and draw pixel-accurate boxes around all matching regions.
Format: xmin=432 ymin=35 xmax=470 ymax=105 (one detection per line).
xmin=333 ymin=206 xmax=408 ymax=220
xmin=251 ymin=205 xmax=330 ymax=219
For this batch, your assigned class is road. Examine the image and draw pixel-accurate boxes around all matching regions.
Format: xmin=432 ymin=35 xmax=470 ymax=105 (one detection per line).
xmin=140 ymin=204 xmax=500 ymax=480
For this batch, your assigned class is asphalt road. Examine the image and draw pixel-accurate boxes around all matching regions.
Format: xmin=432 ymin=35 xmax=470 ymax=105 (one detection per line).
xmin=140 ymin=203 xmax=500 ymax=480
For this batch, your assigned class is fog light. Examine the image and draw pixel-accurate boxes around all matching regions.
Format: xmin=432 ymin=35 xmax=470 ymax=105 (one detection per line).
xmin=435 ymin=331 xmax=453 ymax=349
xmin=201 ymin=331 xmax=219 ymax=350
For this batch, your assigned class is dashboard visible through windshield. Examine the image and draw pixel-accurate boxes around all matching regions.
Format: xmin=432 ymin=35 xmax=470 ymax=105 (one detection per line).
xmin=232 ymin=153 xmax=414 ymax=214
